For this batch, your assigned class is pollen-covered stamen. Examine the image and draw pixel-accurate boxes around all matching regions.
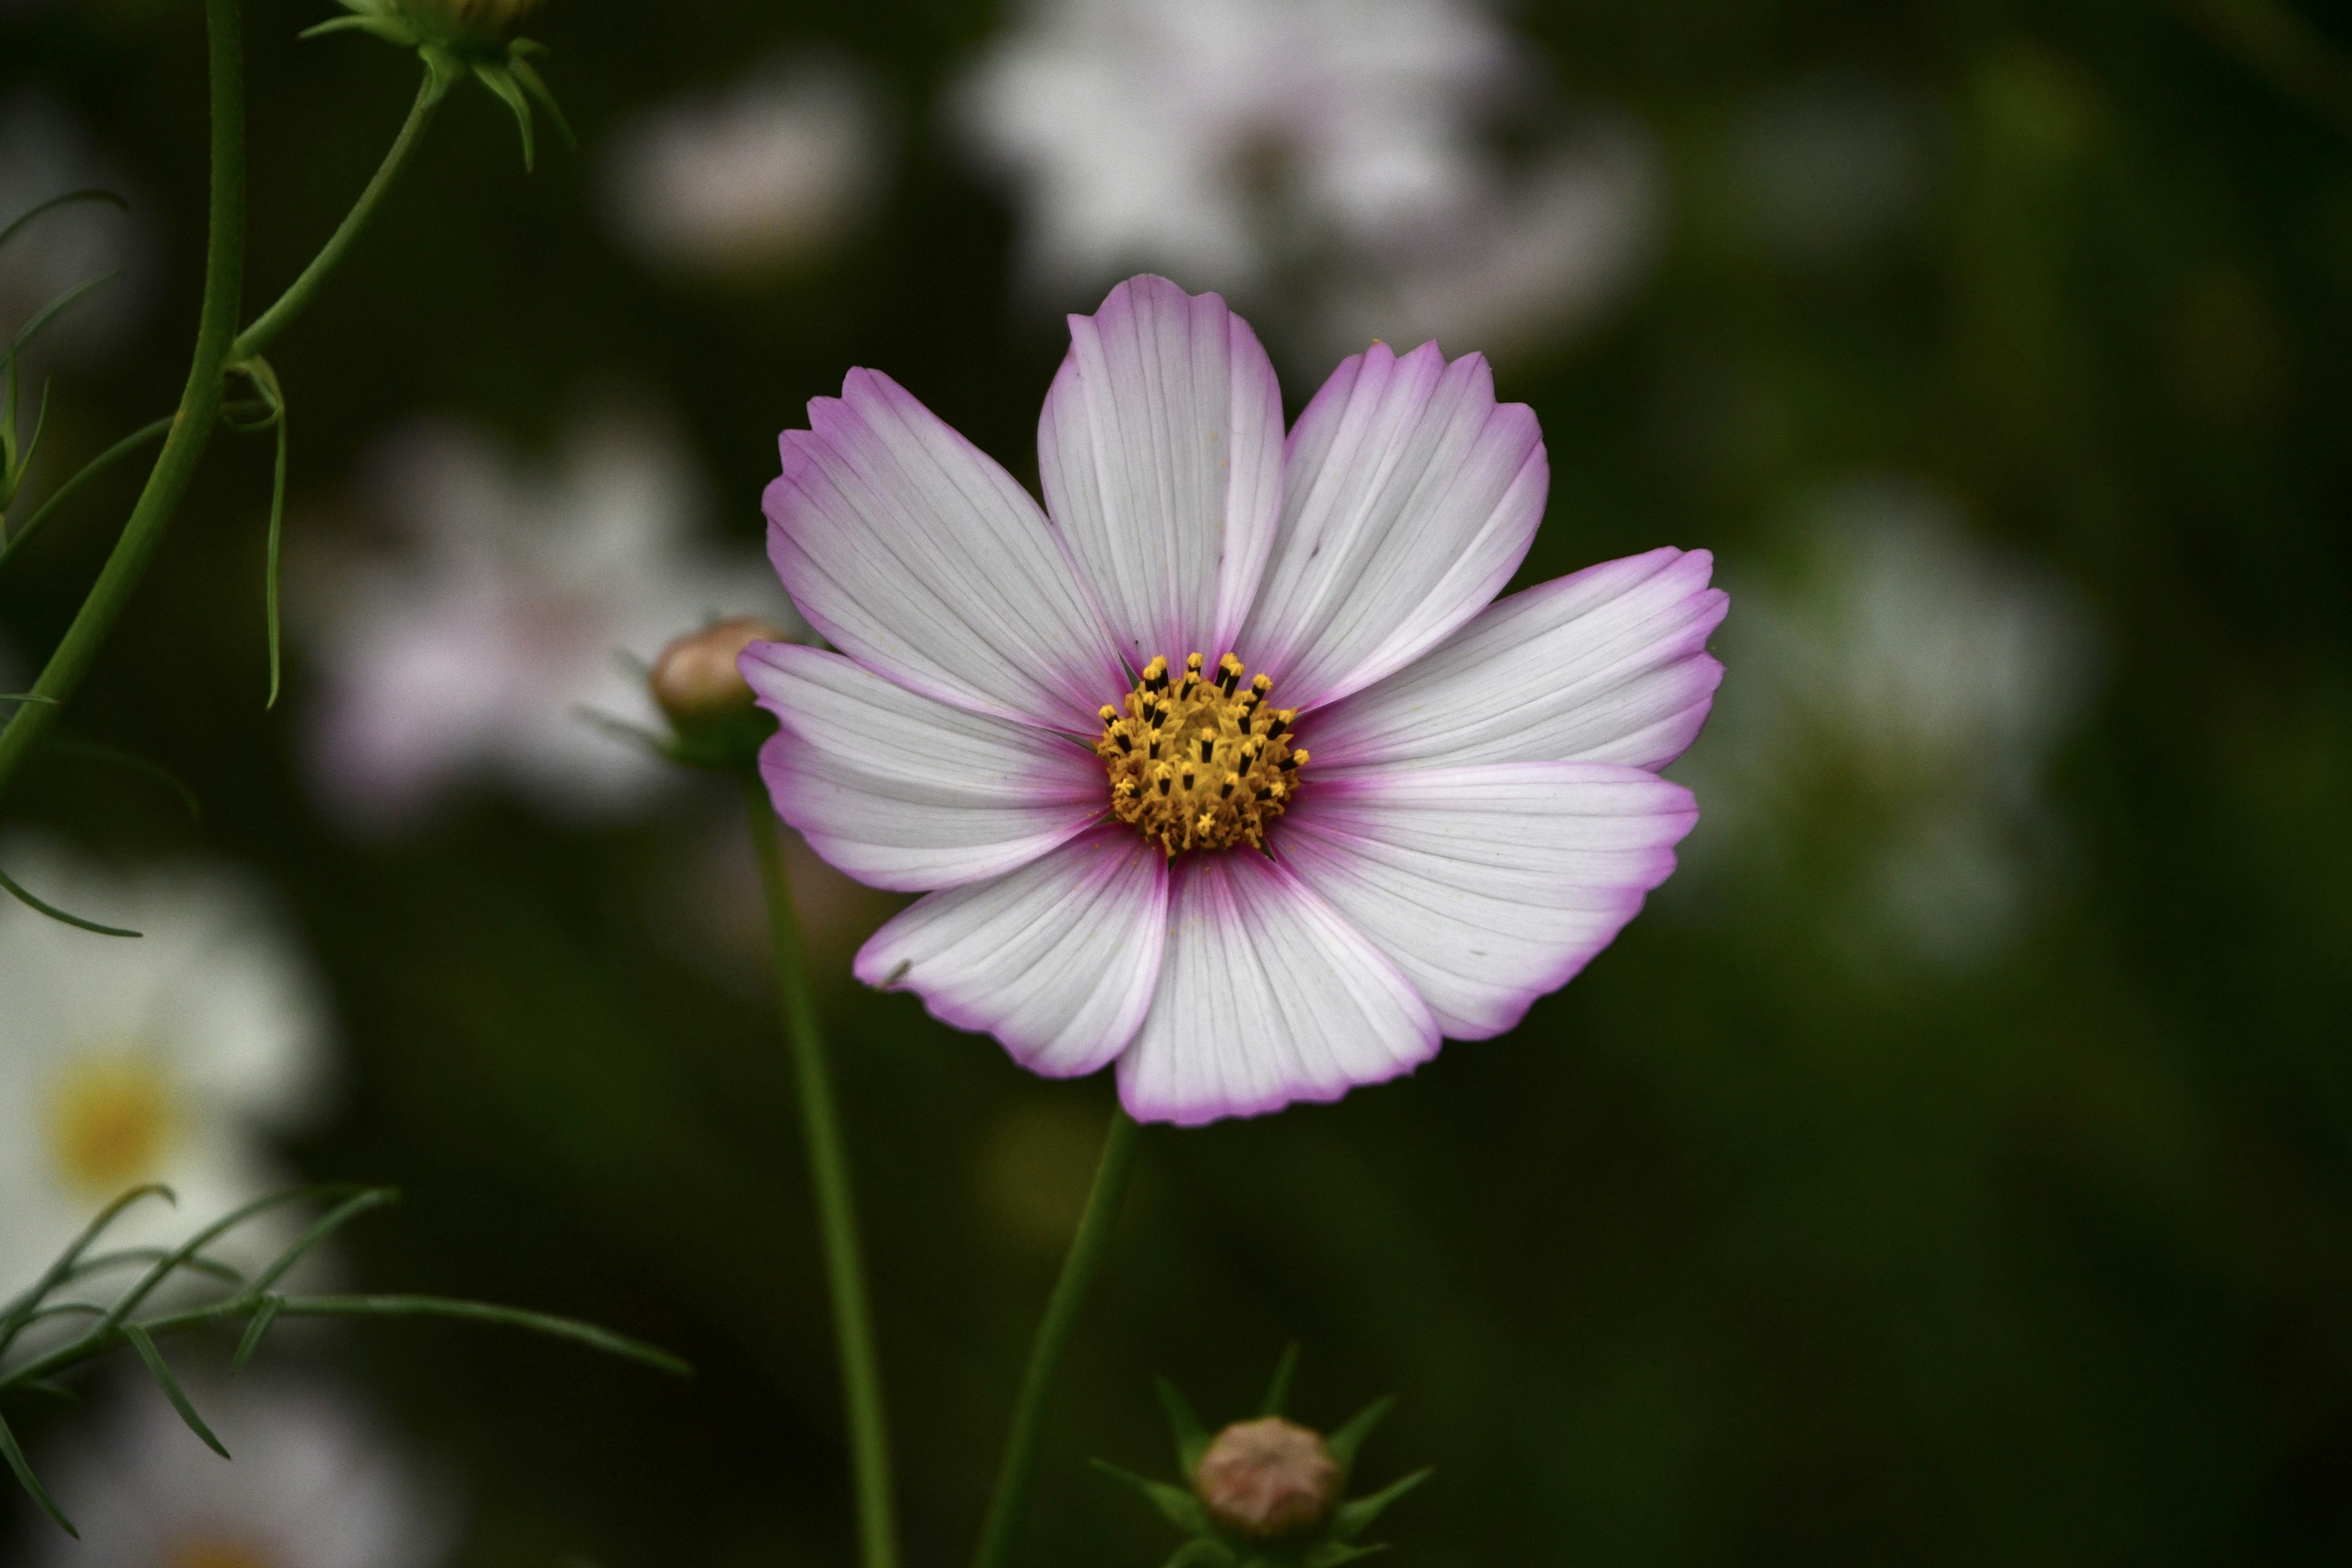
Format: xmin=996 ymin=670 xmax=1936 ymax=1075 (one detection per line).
xmin=1096 ymin=652 xmax=1308 ymax=854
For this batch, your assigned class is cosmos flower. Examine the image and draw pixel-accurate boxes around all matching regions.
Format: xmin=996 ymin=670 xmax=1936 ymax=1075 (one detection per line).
xmin=1676 ymin=481 xmax=2095 ymax=971
xmin=301 ymin=409 xmax=797 ymax=830
xmin=0 ymin=839 xmax=331 ymax=1294
xmin=952 ymin=0 xmax=1654 ymax=358
xmin=601 ymin=53 xmax=887 ymax=281
xmin=745 ymin=275 xmax=1724 ymax=1125
xmin=18 ymin=1370 xmax=456 ymax=1568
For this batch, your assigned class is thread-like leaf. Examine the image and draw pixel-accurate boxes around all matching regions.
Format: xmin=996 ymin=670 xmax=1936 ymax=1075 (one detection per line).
xmin=1158 ymin=1377 xmax=1213 ymax=1476
xmin=1259 ymin=1341 xmax=1301 ymax=1418
xmin=1303 ymin=1544 xmax=1392 ymax=1567
xmin=0 ymin=415 xmax=172 ymax=573
xmin=1323 ymin=1395 xmax=1395 ymax=1476
xmin=17 ymin=1379 xmax=80 ymax=1405
xmin=275 ymin=1295 xmax=691 ymax=1377
xmin=100 ymin=1186 xmax=337 ymax=1332
xmin=0 ymin=189 xmax=126 ymax=257
xmin=249 ymin=1187 xmax=395 ymax=1294
xmin=263 ymin=402 xmax=287 ymax=706
xmin=4 ymin=271 xmax=120 ymax=365
xmin=0 ymin=693 xmax=57 ymax=705
xmin=39 ymin=739 xmax=203 ymax=821
xmin=122 ymin=1324 xmax=230 ymax=1458
xmin=1091 ymin=1458 xmax=1210 ymax=1534
xmin=1163 ymin=1540 xmax=1236 ymax=1568
xmin=231 ymin=1293 xmax=283 ymax=1373
xmin=0 ymin=862 xmax=141 ymax=937
xmin=297 ymin=13 xmax=413 ymax=41
xmin=0 ymin=1185 xmax=175 ymax=1347
xmin=507 ymin=53 xmax=575 ymax=151
xmin=1325 ymin=1468 xmax=1431 ymax=1544
xmin=0 ymin=1409 xmax=75 ymax=1537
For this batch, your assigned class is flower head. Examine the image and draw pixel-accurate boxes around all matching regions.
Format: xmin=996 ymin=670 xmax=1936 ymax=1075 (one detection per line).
xmin=306 ymin=0 xmax=568 ymax=169
xmin=1194 ymin=1417 xmax=1343 ymax=1539
xmin=0 ymin=839 xmax=331 ymax=1294
xmin=748 ymin=274 xmax=1724 ymax=1125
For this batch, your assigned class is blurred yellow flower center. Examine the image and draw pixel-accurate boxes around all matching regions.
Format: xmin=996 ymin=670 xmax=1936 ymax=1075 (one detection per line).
xmin=1096 ymin=652 xmax=1307 ymax=855
xmin=166 ymin=1539 xmax=279 ymax=1568
xmin=45 ymin=1057 xmax=175 ymax=1197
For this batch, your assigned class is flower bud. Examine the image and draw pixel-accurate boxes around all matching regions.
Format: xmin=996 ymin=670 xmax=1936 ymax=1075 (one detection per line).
xmin=1193 ymin=1416 xmax=1343 ymax=1542
xmin=398 ymin=0 xmax=540 ymax=51
xmin=650 ymin=616 xmax=790 ymax=729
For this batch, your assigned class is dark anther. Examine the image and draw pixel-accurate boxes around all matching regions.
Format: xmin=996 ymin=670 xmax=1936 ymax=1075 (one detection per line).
xmin=1197 ymin=738 xmax=1213 ymax=764
xmin=1158 ymin=775 xmax=1173 ymax=796
xmin=1148 ymin=741 xmax=1161 ymax=760
xmin=1219 ymin=778 xmax=1236 ymax=798
xmin=1278 ymin=756 xmax=1300 ymax=771
xmin=1256 ymin=785 xmax=1275 ymax=801
xmin=1115 ymin=734 xmax=1133 ymax=753
xmin=1182 ymin=771 xmax=1196 ymax=791
xmin=1264 ymin=717 xmax=1289 ymax=739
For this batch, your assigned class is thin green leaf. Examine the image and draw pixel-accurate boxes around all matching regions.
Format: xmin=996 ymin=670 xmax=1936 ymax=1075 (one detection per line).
xmin=1325 ymin=1468 xmax=1431 ymax=1544
xmin=39 ymin=739 xmax=203 ymax=821
xmin=1303 ymin=1544 xmax=1392 ymax=1567
xmin=298 ymin=13 xmax=413 ymax=42
xmin=0 ymin=862 xmax=141 ymax=937
xmin=18 ymin=377 xmax=53 ymax=481
xmin=0 ymin=415 xmax=172 ymax=573
xmin=263 ymin=402 xmax=287 ymax=707
xmin=473 ymin=64 xmax=535 ymax=170
xmin=1090 ymin=1458 xmax=1211 ymax=1534
xmin=232 ymin=1293 xmax=283 ymax=1373
xmin=0 ymin=189 xmax=126 ymax=257
xmin=122 ymin=1324 xmax=230 ymax=1458
xmin=275 ymin=1295 xmax=691 ymax=1377
xmin=66 ymin=1246 xmax=241 ymax=1289
xmin=5 ymin=271 xmax=121 ymax=364
xmin=1323 ymin=1395 xmax=1395 ymax=1476
xmin=0 ymin=693 xmax=57 ymax=705
xmin=17 ymin=1379 xmax=80 ymax=1405
xmin=1259 ymin=1341 xmax=1301 ymax=1418
xmin=0 ymin=1409 xmax=76 ymax=1537
xmin=507 ymin=53 xmax=575 ymax=151
xmin=1164 ymin=1540 xmax=1236 ymax=1568
xmin=1158 ymin=1377 xmax=1213 ymax=1476
xmin=249 ymin=1187 xmax=395 ymax=1294
xmin=99 ymin=1187 xmax=337 ymax=1332
xmin=0 ymin=1185 xmax=175 ymax=1344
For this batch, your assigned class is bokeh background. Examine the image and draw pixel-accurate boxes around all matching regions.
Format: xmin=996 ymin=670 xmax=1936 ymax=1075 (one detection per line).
xmin=4 ymin=0 xmax=2351 ymax=1562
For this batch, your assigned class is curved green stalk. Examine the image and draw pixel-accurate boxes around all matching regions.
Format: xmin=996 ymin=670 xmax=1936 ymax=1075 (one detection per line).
xmin=0 ymin=416 xmax=171 ymax=571
xmin=0 ymin=0 xmax=246 ymax=810
xmin=741 ymin=774 xmax=900 ymax=1568
xmin=232 ymin=70 xmax=440 ymax=361
xmin=971 ymin=1104 xmax=1143 ymax=1568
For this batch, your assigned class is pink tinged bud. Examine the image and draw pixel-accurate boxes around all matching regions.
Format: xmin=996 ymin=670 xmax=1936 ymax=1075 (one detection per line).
xmin=650 ymin=616 xmax=793 ymax=728
xmin=1193 ymin=1417 xmax=1343 ymax=1541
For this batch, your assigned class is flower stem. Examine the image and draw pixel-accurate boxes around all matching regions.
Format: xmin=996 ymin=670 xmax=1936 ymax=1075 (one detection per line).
xmin=741 ymin=774 xmax=899 ymax=1568
xmin=971 ymin=1103 xmax=1144 ymax=1568
xmin=0 ymin=0 xmax=246 ymax=809
xmin=232 ymin=69 xmax=440 ymax=363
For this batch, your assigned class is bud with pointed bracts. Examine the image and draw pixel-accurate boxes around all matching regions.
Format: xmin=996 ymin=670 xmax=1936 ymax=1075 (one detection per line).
xmin=303 ymin=0 xmax=574 ymax=170
xmin=1093 ymin=1345 xmax=1431 ymax=1568
xmin=638 ymin=616 xmax=794 ymax=771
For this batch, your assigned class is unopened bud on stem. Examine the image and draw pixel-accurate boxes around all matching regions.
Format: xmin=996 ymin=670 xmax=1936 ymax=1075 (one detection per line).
xmin=1193 ymin=1417 xmax=1343 ymax=1542
xmin=650 ymin=616 xmax=790 ymax=729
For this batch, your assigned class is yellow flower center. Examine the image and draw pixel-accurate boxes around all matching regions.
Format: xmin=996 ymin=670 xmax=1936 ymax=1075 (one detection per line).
xmin=1096 ymin=652 xmax=1308 ymax=855
xmin=45 ymin=1057 xmax=175 ymax=1198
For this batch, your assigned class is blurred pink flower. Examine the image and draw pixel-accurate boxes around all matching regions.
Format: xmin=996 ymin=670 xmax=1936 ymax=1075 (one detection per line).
xmin=746 ymin=276 xmax=1724 ymax=1126
xmin=301 ymin=409 xmax=797 ymax=831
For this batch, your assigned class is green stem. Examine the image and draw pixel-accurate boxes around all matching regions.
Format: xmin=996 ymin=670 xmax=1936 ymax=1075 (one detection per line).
xmin=0 ymin=0 xmax=245 ymax=811
xmin=231 ymin=70 xmax=440 ymax=363
xmin=741 ymin=774 xmax=900 ymax=1568
xmin=971 ymin=1104 xmax=1143 ymax=1568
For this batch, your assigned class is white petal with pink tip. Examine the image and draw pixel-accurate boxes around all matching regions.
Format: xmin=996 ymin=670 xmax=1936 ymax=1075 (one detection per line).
xmin=1117 ymin=851 xmax=1438 ymax=1125
xmin=854 ymin=826 xmax=1169 ymax=1079
xmin=764 ymin=368 xmax=1123 ymax=731
xmin=1280 ymin=763 xmax=1696 ymax=1039
xmin=1306 ymin=548 xmax=1727 ymax=774
xmin=1039 ymin=276 xmax=1286 ymax=668
xmin=745 ymin=643 xmax=1106 ymax=891
xmin=1240 ymin=342 xmax=1547 ymax=712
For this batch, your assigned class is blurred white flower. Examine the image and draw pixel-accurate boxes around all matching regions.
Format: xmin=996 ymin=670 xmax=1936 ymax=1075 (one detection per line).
xmin=300 ymin=409 xmax=798 ymax=831
xmin=602 ymin=54 xmax=886 ymax=280
xmin=1678 ymin=481 xmax=2097 ymax=971
xmin=20 ymin=1371 xmax=456 ymax=1568
xmin=953 ymin=0 xmax=1653 ymax=358
xmin=0 ymin=90 xmax=154 ymax=364
xmin=0 ymin=838 xmax=332 ymax=1295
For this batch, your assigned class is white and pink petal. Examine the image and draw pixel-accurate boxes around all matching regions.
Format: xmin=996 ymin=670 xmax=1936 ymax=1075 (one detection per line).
xmin=1238 ymin=342 xmax=1546 ymax=712
xmin=1305 ymin=548 xmax=1727 ymax=774
xmin=744 ymin=643 xmax=1106 ymax=892
xmin=1039 ymin=276 xmax=1286 ymax=669
xmin=1115 ymin=850 xmax=1438 ymax=1126
xmin=854 ymin=826 xmax=1169 ymax=1079
xmin=764 ymin=368 xmax=1123 ymax=731
xmin=1278 ymin=763 xmax=1696 ymax=1040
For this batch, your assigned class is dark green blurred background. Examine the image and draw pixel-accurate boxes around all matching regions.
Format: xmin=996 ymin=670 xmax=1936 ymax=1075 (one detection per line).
xmin=5 ymin=0 xmax=2351 ymax=1561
